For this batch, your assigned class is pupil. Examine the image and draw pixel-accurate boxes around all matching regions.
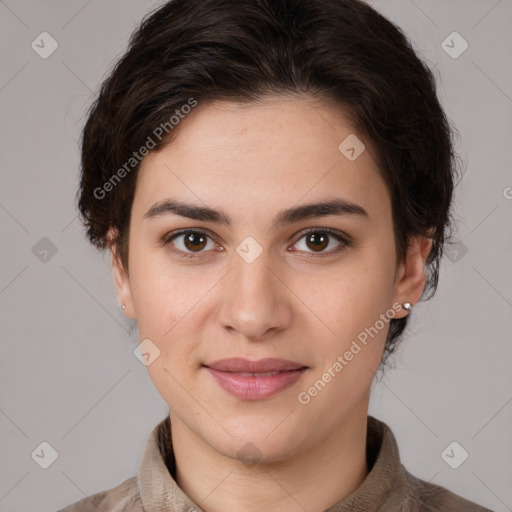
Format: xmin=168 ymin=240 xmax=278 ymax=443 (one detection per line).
xmin=308 ymin=233 xmax=328 ymax=251
xmin=185 ymin=233 xmax=206 ymax=251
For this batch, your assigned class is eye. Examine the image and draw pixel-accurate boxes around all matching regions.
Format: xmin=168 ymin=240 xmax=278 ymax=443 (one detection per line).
xmin=292 ymin=228 xmax=350 ymax=257
xmin=164 ymin=227 xmax=350 ymax=260
xmin=164 ymin=229 xmax=219 ymax=258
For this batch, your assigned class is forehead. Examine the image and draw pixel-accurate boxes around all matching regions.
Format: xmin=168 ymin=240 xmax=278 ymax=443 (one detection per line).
xmin=133 ymin=96 xmax=390 ymax=225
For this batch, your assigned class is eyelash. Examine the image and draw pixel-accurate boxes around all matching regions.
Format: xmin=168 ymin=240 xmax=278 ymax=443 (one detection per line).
xmin=163 ymin=228 xmax=351 ymax=260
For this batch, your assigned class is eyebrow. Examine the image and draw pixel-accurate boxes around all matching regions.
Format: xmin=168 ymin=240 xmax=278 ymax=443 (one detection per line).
xmin=143 ymin=197 xmax=369 ymax=228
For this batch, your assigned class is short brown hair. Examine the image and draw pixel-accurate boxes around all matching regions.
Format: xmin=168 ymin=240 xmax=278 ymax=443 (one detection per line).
xmin=77 ymin=0 xmax=461 ymax=360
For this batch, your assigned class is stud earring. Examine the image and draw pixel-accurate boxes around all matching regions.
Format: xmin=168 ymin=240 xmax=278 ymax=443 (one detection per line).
xmin=402 ymin=302 xmax=412 ymax=312
xmin=121 ymin=305 xmax=126 ymax=310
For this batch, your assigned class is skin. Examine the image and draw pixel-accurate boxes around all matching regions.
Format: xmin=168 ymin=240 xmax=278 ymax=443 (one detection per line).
xmin=110 ymin=94 xmax=432 ymax=512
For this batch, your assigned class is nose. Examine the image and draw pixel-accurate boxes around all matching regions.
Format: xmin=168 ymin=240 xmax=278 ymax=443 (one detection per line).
xmin=217 ymin=248 xmax=293 ymax=342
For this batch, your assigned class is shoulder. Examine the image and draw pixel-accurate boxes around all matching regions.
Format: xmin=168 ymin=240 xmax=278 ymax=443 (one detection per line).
xmin=401 ymin=468 xmax=495 ymax=512
xmin=57 ymin=476 xmax=142 ymax=512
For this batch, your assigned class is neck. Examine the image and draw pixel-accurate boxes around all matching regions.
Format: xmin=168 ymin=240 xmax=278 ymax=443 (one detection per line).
xmin=170 ymin=409 xmax=369 ymax=512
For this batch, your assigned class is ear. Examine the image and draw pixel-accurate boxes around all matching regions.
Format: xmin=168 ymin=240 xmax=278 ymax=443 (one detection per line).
xmin=391 ymin=232 xmax=433 ymax=319
xmin=108 ymin=228 xmax=136 ymax=319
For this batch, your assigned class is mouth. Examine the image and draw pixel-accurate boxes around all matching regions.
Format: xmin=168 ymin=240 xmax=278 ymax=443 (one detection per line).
xmin=203 ymin=358 xmax=308 ymax=400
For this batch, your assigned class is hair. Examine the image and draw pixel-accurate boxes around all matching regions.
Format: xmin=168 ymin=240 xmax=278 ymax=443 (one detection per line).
xmin=77 ymin=0 xmax=461 ymax=361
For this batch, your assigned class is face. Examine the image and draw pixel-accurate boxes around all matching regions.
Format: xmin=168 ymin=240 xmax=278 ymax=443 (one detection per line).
xmin=112 ymin=95 xmax=430 ymax=463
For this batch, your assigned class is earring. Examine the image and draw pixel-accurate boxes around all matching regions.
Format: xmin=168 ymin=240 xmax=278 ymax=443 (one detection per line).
xmin=402 ymin=302 xmax=412 ymax=312
xmin=121 ymin=305 xmax=126 ymax=310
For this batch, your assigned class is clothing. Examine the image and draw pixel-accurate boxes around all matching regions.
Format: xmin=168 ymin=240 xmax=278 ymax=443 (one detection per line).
xmin=58 ymin=415 xmax=493 ymax=511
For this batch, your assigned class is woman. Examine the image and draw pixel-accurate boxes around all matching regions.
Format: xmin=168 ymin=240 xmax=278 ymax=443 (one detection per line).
xmin=59 ymin=0 xmax=493 ymax=510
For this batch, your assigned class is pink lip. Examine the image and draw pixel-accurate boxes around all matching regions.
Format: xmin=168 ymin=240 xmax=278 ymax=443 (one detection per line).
xmin=204 ymin=358 xmax=307 ymax=400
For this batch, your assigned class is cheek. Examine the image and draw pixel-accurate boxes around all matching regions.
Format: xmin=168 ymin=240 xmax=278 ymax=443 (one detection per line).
xmin=295 ymin=262 xmax=393 ymax=417
xmin=128 ymin=244 xmax=181 ymax=337
xmin=300 ymin=253 xmax=396 ymax=345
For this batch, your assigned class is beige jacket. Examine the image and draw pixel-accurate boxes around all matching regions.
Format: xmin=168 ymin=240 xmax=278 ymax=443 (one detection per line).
xmin=58 ymin=415 xmax=493 ymax=511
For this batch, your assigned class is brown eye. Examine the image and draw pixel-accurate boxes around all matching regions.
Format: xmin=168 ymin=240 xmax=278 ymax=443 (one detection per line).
xmin=183 ymin=231 xmax=208 ymax=252
xmin=305 ymin=232 xmax=329 ymax=252
xmin=293 ymin=228 xmax=349 ymax=257
xmin=165 ymin=230 xmax=216 ymax=257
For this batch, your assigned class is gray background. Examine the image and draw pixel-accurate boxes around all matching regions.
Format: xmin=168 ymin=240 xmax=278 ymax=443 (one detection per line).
xmin=0 ymin=0 xmax=511 ymax=511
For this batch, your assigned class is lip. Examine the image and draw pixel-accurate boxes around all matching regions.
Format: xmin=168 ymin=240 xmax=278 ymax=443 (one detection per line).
xmin=203 ymin=358 xmax=308 ymax=400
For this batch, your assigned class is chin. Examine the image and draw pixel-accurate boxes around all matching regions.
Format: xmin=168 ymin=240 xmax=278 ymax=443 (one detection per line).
xmin=206 ymin=416 xmax=310 ymax=464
